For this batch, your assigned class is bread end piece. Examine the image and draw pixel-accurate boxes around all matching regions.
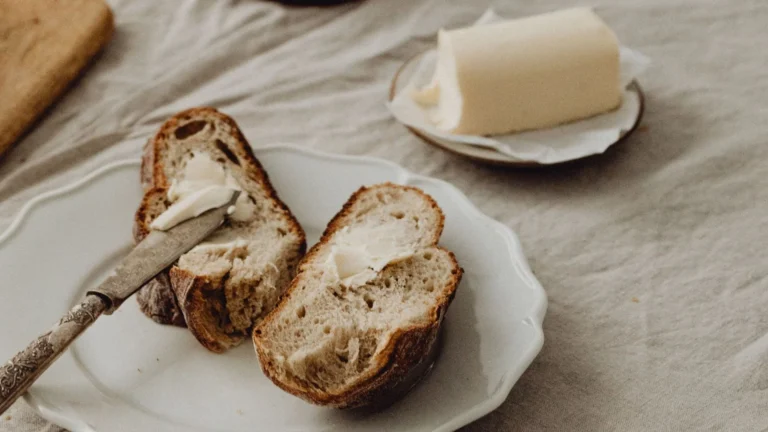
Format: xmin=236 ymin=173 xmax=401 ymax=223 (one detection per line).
xmin=133 ymin=107 xmax=306 ymax=350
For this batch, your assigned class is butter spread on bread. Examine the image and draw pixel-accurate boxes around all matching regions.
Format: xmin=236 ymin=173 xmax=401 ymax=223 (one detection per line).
xmin=324 ymin=223 xmax=417 ymax=288
xmin=254 ymin=183 xmax=462 ymax=408
xmin=149 ymin=151 xmax=247 ymax=230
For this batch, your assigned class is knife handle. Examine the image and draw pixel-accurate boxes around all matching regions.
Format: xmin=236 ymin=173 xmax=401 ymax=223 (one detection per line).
xmin=0 ymin=295 xmax=107 ymax=414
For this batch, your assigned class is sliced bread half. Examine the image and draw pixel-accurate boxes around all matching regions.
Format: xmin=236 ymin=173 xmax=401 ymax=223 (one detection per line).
xmin=134 ymin=107 xmax=306 ymax=352
xmin=253 ymin=183 xmax=462 ymax=408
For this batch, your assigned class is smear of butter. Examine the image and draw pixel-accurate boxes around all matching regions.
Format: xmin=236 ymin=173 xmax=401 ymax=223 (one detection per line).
xmin=150 ymin=185 xmax=234 ymax=231
xmin=191 ymin=238 xmax=249 ymax=254
xmin=150 ymin=152 xmax=255 ymax=230
xmin=324 ymin=225 xmax=415 ymax=288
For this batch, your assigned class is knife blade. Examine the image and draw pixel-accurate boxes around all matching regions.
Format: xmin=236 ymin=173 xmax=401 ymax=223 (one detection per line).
xmin=0 ymin=190 xmax=239 ymax=414
xmin=89 ymin=190 xmax=240 ymax=312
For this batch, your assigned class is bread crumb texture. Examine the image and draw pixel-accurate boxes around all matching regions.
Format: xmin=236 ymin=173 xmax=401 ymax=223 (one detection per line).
xmin=134 ymin=108 xmax=305 ymax=352
xmin=255 ymin=184 xmax=462 ymax=407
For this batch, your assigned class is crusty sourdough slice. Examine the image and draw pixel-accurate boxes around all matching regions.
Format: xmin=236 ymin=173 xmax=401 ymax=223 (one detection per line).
xmin=253 ymin=183 xmax=462 ymax=408
xmin=134 ymin=107 xmax=306 ymax=352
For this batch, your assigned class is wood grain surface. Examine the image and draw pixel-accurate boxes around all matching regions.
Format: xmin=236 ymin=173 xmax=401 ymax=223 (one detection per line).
xmin=0 ymin=0 xmax=114 ymax=158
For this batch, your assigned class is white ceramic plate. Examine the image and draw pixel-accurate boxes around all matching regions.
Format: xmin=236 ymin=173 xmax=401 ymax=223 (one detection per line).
xmin=0 ymin=145 xmax=547 ymax=432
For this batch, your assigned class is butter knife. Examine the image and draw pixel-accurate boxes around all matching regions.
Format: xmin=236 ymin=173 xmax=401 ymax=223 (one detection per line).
xmin=0 ymin=191 xmax=239 ymax=414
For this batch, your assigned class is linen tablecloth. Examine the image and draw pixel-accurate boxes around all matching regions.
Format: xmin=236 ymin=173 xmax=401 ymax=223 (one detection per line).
xmin=2 ymin=0 xmax=767 ymax=430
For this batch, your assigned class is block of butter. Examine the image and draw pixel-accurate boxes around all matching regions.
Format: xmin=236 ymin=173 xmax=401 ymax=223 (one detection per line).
xmin=412 ymin=8 xmax=622 ymax=136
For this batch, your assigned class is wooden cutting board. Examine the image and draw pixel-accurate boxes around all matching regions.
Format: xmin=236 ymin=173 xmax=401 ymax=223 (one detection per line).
xmin=0 ymin=0 xmax=114 ymax=158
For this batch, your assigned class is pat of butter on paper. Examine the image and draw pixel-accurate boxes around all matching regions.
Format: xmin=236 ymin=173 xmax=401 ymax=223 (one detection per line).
xmin=413 ymin=8 xmax=621 ymax=136
xmin=388 ymin=9 xmax=650 ymax=164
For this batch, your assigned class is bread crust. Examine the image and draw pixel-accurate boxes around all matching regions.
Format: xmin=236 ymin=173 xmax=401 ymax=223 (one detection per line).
xmin=169 ymin=267 xmax=242 ymax=353
xmin=133 ymin=108 xmax=306 ymax=343
xmin=253 ymin=183 xmax=463 ymax=408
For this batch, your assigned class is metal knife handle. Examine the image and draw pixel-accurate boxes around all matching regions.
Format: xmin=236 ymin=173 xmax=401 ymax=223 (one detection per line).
xmin=0 ymin=295 xmax=107 ymax=414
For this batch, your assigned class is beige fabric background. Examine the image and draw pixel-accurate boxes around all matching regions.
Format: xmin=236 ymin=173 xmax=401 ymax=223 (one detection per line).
xmin=2 ymin=0 xmax=767 ymax=430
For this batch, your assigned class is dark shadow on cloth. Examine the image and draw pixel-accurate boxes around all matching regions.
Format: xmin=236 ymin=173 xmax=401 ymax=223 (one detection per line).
xmin=444 ymin=92 xmax=705 ymax=200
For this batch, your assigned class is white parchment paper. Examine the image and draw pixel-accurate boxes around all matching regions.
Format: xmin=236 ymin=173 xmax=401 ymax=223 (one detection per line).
xmin=388 ymin=10 xmax=651 ymax=164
